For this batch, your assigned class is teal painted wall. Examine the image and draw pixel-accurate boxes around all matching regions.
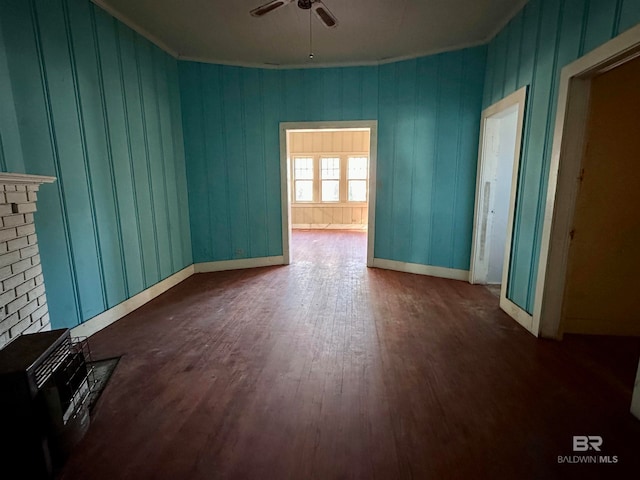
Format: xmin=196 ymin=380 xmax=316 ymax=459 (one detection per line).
xmin=0 ymin=0 xmax=192 ymax=329
xmin=484 ymin=0 xmax=640 ymax=313
xmin=0 ymin=15 xmax=23 ymax=174
xmin=179 ymin=46 xmax=486 ymax=269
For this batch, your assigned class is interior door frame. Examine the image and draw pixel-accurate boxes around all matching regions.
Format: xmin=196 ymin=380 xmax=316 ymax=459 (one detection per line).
xmin=279 ymin=120 xmax=378 ymax=266
xmin=470 ymin=86 xmax=530 ymax=331
xmin=534 ymin=23 xmax=640 ymax=339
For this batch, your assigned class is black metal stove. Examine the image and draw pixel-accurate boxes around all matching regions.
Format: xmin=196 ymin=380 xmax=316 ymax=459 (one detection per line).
xmin=0 ymin=329 xmax=94 ymax=478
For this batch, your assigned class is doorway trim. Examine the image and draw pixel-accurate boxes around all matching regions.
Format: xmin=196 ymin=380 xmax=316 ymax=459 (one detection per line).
xmin=534 ymin=23 xmax=640 ymax=339
xmin=470 ymin=86 xmax=530 ymax=331
xmin=279 ymin=120 xmax=378 ymax=266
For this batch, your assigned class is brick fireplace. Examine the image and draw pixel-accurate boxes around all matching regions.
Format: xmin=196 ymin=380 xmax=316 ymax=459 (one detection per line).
xmin=0 ymin=173 xmax=55 ymax=348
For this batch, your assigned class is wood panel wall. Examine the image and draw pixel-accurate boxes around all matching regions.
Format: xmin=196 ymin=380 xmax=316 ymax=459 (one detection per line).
xmin=290 ymin=130 xmax=369 ymax=229
xmin=0 ymin=0 xmax=192 ymax=328
xmin=290 ymin=130 xmax=370 ymax=154
xmin=180 ymin=46 xmax=487 ymax=269
xmin=483 ymin=0 xmax=640 ymax=314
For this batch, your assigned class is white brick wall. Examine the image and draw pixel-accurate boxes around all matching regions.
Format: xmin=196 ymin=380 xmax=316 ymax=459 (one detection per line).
xmin=0 ymin=182 xmax=50 ymax=348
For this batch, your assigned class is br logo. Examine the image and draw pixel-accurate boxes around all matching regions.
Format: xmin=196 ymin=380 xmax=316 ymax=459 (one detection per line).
xmin=573 ymin=436 xmax=603 ymax=452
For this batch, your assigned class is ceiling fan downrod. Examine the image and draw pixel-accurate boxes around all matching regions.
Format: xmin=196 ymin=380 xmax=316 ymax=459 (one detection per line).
xmin=308 ymin=6 xmax=314 ymax=59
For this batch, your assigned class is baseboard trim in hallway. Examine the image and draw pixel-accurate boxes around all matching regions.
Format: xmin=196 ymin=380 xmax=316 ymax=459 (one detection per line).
xmin=194 ymin=255 xmax=285 ymax=273
xmin=71 ymin=265 xmax=196 ymax=338
xmin=72 ymin=253 xmax=468 ymax=340
xmin=372 ymin=258 xmax=470 ymax=281
xmin=72 ymin=257 xmax=286 ymax=339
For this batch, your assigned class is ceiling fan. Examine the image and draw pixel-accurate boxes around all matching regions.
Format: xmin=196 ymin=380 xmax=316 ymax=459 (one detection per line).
xmin=250 ymin=0 xmax=338 ymax=29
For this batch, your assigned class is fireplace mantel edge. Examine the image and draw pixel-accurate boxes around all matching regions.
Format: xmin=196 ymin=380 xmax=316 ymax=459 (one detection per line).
xmin=0 ymin=173 xmax=56 ymax=185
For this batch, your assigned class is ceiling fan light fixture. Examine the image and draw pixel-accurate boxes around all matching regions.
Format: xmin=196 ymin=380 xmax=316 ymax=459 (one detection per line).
xmin=249 ymin=0 xmax=338 ymax=59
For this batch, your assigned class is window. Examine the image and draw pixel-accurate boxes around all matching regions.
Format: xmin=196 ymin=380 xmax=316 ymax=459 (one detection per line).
xmin=348 ymin=157 xmax=368 ymax=202
xmin=321 ymin=157 xmax=340 ymax=202
xmin=292 ymin=155 xmax=368 ymax=204
xmin=294 ymin=157 xmax=314 ymax=202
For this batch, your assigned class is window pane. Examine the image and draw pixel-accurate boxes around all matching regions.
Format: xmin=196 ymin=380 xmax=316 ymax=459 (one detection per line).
xmin=322 ymin=180 xmax=340 ymax=202
xmin=295 ymin=157 xmax=313 ymax=180
xmin=348 ymin=180 xmax=367 ymax=202
xmin=348 ymin=157 xmax=368 ymax=180
xmin=321 ymin=157 xmax=340 ymax=179
xmin=296 ymin=180 xmax=313 ymax=201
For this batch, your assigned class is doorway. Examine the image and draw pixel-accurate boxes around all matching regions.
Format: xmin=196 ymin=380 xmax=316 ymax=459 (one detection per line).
xmin=560 ymin=55 xmax=640 ymax=337
xmin=535 ymin=24 xmax=640 ymax=339
xmin=288 ymin=129 xmax=370 ymax=231
xmin=279 ymin=121 xmax=378 ymax=266
xmin=470 ymin=87 xmax=528 ymax=327
xmin=530 ymin=25 xmax=640 ymax=420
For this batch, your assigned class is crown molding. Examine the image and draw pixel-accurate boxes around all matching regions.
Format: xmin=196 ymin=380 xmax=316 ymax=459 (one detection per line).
xmin=92 ymin=0 xmax=527 ymax=70
xmin=177 ymin=39 xmax=489 ymax=70
xmin=91 ymin=0 xmax=179 ymax=58
xmin=482 ymin=0 xmax=529 ymax=44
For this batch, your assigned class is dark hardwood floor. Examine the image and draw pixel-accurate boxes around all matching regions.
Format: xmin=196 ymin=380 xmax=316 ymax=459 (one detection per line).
xmin=59 ymin=230 xmax=640 ymax=480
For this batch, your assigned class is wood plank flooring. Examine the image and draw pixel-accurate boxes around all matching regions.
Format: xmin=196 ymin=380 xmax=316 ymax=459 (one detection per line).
xmin=59 ymin=231 xmax=640 ymax=480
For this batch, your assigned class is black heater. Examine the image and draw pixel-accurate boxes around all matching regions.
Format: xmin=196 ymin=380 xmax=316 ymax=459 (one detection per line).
xmin=0 ymin=329 xmax=94 ymax=479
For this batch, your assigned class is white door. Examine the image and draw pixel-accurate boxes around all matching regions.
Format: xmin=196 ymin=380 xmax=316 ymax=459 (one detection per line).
xmin=470 ymin=105 xmax=519 ymax=285
xmin=470 ymin=86 xmax=531 ymax=331
xmin=486 ymin=109 xmax=518 ymax=284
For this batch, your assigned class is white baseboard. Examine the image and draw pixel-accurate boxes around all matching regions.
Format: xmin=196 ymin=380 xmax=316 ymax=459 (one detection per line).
xmin=71 ymin=265 xmax=195 ymax=338
xmin=292 ymin=224 xmax=367 ymax=230
xmin=194 ymin=256 xmax=285 ymax=273
xmin=71 ymin=257 xmax=285 ymax=338
xmin=371 ymin=258 xmax=470 ymax=281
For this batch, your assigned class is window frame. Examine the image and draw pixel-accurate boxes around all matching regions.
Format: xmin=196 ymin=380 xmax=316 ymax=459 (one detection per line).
xmin=292 ymin=156 xmax=316 ymax=203
xmin=320 ymin=156 xmax=341 ymax=203
xmin=291 ymin=154 xmax=369 ymax=205
xmin=346 ymin=156 xmax=369 ymax=203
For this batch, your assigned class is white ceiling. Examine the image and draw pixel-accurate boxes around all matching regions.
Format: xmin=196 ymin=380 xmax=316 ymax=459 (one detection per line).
xmin=94 ymin=0 xmax=528 ymax=68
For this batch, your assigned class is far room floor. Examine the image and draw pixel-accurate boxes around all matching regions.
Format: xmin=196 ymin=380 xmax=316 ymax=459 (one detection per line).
xmin=60 ymin=231 xmax=640 ymax=479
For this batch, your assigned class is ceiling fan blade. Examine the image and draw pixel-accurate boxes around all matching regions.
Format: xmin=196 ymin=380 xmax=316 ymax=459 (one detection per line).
xmin=312 ymin=1 xmax=338 ymax=28
xmin=250 ymin=0 xmax=293 ymax=17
